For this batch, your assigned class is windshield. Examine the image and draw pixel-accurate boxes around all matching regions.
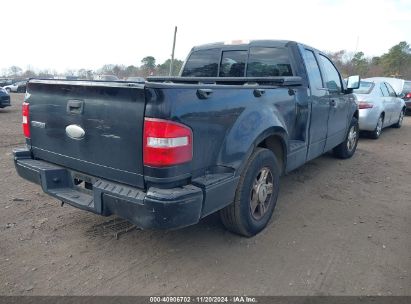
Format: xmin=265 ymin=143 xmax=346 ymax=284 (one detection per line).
xmin=353 ymin=81 xmax=374 ymax=94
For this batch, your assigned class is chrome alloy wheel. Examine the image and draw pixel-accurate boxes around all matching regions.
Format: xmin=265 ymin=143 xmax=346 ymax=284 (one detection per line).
xmin=347 ymin=125 xmax=358 ymax=152
xmin=250 ymin=167 xmax=274 ymax=220
xmin=376 ymin=117 xmax=383 ymax=137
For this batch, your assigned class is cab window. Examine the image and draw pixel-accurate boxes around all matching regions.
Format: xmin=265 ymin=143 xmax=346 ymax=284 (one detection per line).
xmin=318 ymin=54 xmax=342 ymax=93
xmin=181 ymin=49 xmax=220 ymax=77
xmin=246 ymin=47 xmax=293 ymax=77
xmin=303 ymin=49 xmax=323 ymax=94
xmin=219 ymin=51 xmax=247 ymax=77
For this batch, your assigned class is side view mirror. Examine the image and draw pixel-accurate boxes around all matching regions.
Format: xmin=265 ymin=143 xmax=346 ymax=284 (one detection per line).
xmin=346 ymin=75 xmax=360 ymax=89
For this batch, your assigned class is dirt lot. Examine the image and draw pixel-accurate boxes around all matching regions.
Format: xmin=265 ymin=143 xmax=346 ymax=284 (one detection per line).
xmin=0 ymin=93 xmax=410 ymax=296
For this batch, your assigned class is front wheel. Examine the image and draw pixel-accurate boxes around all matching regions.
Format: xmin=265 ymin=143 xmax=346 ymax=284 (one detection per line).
xmin=220 ymin=148 xmax=280 ymax=237
xmin=333 ymin=117 xmax=359 ymax=159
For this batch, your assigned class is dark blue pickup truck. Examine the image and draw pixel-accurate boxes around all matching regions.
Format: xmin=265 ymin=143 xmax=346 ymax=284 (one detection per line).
xmin=14 ymin=40 xmax=360 ymax=236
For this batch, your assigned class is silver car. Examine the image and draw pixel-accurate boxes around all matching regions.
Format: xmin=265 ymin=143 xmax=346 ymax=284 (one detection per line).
xmin=354 ymin=78 xmax=406 ymax=139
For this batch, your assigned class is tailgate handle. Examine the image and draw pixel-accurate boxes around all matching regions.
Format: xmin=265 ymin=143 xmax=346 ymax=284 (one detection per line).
xmin=67 ymin=100 xmax=84 ymax=114
xmin=196 ymin=89 xmax=213 ymax=99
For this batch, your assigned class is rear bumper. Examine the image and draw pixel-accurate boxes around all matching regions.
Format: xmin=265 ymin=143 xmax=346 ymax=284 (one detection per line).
xmin=405 ymin=101 xmax=411 ymax=111
xmin=13 ymin=148 xmax=238 ymax=229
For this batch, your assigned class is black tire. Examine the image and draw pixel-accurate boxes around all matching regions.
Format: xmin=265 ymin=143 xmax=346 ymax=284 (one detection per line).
xmin=220 ymin=148 xmax=280 ymax=237
xmin=369 ymin=114 xmax=384 ymax=139
xmin=333 ymin=116 xmax=359 ymax=159
xmin=392 ymin=109 xmax=405 ymax=128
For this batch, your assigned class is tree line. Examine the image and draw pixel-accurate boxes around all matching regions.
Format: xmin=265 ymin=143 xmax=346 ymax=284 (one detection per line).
xmin=1 ymin=41 xmax=410 ymax=80
xmin=0 ymin=57 xmax=184 ymax=79
xmin=327 ymin=41 xmax=411 ymax=79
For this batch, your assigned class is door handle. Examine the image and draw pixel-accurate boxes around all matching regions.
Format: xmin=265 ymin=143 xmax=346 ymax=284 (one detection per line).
xmin=253 ymin=89 xmax=266 ymax=97
xmin=196 ymin=89 xmax=213 ymax=99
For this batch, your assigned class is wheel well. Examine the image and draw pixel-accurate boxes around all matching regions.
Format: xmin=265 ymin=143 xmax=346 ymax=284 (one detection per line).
xmin=353 ymin=110 xmax=359 ymax=120
xmin=381 ymin=112 xmax=385 ymax=120
xmin=257 ymin=135 xmax=286 ymax=174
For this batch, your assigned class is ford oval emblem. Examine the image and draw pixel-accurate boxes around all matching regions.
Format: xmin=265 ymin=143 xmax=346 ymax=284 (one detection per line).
xmin=65 ymin=124 xmax=85 ymax=140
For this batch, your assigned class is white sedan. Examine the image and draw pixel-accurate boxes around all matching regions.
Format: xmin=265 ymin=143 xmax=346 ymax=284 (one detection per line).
xmin=353 ymin=78 xmax=406 ymax=139
xmin=3 ymin=81 xmax=26 ymax=93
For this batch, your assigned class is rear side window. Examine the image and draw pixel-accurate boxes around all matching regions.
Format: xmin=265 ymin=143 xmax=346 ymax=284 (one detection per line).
xmin=385 ymin=82 xmax=397 ymax=97
xmin=219 ymin=51 xmax=248 ymax=77
xmin=318 ymin=55 xmax=342 ymax=93
xmin=303 ymin=49 xmax=323 ymax=93
xmin=181 ymin=49 xmax=220 ymax=77
xmin=246 ymin=47 xmax=293 ymax=77
xmin=380 ymin=83 xmax=389 ymax=96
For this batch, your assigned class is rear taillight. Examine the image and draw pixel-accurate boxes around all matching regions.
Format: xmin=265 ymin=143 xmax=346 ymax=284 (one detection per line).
xmin=143 ymin=118 xmax=193 ymax=167
xmin=406 ymin=93 xmax=411 ymax=99
xmin=358 ymin=101 xmax=373 ymax=109
xmin=22 ymin=102 xmax=30 ymax=138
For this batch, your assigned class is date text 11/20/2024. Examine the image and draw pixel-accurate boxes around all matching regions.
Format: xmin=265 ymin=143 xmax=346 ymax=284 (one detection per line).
xmin=149 ymin=296 xmax=257 ymax=303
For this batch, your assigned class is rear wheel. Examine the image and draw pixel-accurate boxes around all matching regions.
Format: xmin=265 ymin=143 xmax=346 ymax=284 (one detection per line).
xmin=392 ymin=109 xmax=405 ymax=128
xmin=220 ymin=148 xmax=280 ymax=237
xmin=370 ymin=115 xmax=383 ymax=139
xmin=333 ymin=116 xmax=359 ymax=159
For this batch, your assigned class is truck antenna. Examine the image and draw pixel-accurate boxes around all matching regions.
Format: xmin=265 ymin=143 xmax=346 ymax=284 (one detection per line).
xmin=169 ymin=26 xmax=178 ymax=76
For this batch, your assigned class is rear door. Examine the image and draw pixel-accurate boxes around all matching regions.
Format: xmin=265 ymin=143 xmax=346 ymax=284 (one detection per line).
xmin=380 ymin=82 xmax=394 ymax=125
xmin=318 ymin=54 xmax=349 ymax=151
xmin=385 ymin=82 xmax=401 ymax=123
xmin=27 ymin=80 xmax=146 ymax=188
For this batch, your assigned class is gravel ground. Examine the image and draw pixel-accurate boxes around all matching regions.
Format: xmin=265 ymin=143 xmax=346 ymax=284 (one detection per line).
xmin=0 ymin=93 xmax=410 ymax=296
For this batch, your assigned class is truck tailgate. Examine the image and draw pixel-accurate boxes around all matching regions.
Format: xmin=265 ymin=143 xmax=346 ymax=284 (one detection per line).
xmin=27 ymin=80 xmax=146 ymax=188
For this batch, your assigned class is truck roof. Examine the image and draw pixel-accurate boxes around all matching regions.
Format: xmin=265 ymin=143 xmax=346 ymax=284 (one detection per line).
xmin=191 ymin=39 xmax=298 ymax=51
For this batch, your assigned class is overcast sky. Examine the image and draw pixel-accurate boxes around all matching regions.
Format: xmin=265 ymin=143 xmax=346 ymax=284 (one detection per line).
xmin=1 ymin=0 xmax=410 ymax=73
